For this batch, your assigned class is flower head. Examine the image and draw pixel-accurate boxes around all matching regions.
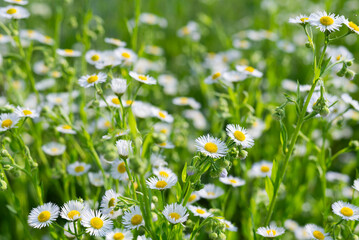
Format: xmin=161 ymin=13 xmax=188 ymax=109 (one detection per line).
xmin=122 ymin=206 xmax=144 ymax=230
xmin=195 ymin=134 xmax=228 ymax=158
xmin=81 ymin=209 xmax=113 ymax=236
xmin=28 ymin=203 xmax=59 ymax=229
xmin=332 ymin=201 xmax=359 ymax=221
xmin=257 ymin=224 xmax=285 ymax=238
xmin=309 ymin=11 xmax=343 ymax=32
xmin=162 ymin=203 xmax=189 ymax=224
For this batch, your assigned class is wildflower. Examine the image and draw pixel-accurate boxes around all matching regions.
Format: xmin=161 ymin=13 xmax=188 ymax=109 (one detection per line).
xmin=110 ymin=78 xmax=127 ymax=95
xmin=122 ymin=206 xmax=144 ymax=230
xmin=226 ymin=124 xmax=254 ymax=148
xmin=342 ymin=18 xmax=359 ymax=34
xmin=81 ymin=209 xmax=113 ymax=237
xmin=110 ymin=159 xmax=128 ymax=180
xmin=163 ymin=203 xmax=189 ymax=224
xmin=145 ymin=45 xmax=164 ymax=56
xmin=177 ymin=21 xmax=200 ymax=41
xmin=115 ymin=48 xmax=137 ymax=64
xmin=187 ymin=191 xmax=200 ymax=205
xmin=195 ymin=134 xmax=228 ymax=158
xmin=353 ymin=179 xmax=359 ymax=192
xmin=88 ymin=171 xmax=105 ymax=187
xmin=172 ymin=97 xmax=201 ymax=109
xmin=103 ymin=95 xmax=122 ymax=108
xmin=184 ymin=110 xmax=207 ymax=130
xmin=284 ymin=219 xmax=299 ymax=231
xmin=5 ymin=0 xmax=28 ymax=5
xmin=28 ymin=203 xmax=59 ymax=229
xmin=116 ymin=140 xmax=132 ymax=158
xmin=248 ymin=160 xmax=273 ymax=178
xmin=67 ymin=161 xmax=91 ymax=176
xmin=289 ymin=14 xmax=310 ymax=24
xmin=100 ymin=189 xmax=120 ymax=215
xmin=129 ymin=71 xmax=156 ymax=85
xmin=78 ymin=72 xmax=107 ymax=88
xmin=153 ymin=122 xmax=171 ymax=135
xmin=236 ymin=65 xmax=263 ymax=78
xmin=153 ymin=167 xmax=174 ymax=178
xmin=219 ymin=175 xmax=245 ymax=187
xmin=305 ymin=224 xmax=332 ymax=240
xmin=105 ymin=37 xmax=126 ymax=47
xmin=219 ymin=218 xmax=238 ymax=232
xmin=60 ymin=200 xmax=86 ymax=221
xmin=257 ymin=224 xmax=285 ymax=238
xmin=158 ymin=74 xmax=178 ymax=95
xmin=223 ymin=71 xmax=247 ymax=83
xmin=152 ymin=108 xmax=174 ymax=123
xmin=188 ymin=205 xmax=212 ymax=218
xmin=146 ymin=175 xmax=177 ymax=190
xmin=150 ymin=154 xmax=168 ymax=168
xmin=308 ymin=11 xmax=343 ymax=32
xmin=56 ymin=124 xmax=76 ymax=134
xmin=0 ymin=113 xmax=20 ymax=131
xmin=204 ymin=71 xmax=224 ymax=84
xmin=198 ymin=184 xmax=224 ymax=199
xmin=85 ymin=50 xmax=103 ymax=65
xmin=56 ymin=48 xmax=81 ymax=57
xmin=0 ymin=5 xmax=30 ymax=19
xmin=106 ymin=229 xmax=133 ymax=240
xmin=38 ymin=35 xmax=54 ymax=45
xmin=332 ymin=201 xmax=359 ymax=220
xmin=42 ymin=142 xmax=66 ymax=156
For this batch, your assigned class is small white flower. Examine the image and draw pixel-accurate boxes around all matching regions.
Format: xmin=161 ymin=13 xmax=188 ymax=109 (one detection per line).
xmin=226 ymin=124 xmax=254 ymax=148
xmin=153 ymin=122 xmax=171 ymax=135
xmin=103 ymin=95 xmax=122 ymax=108
xmin=188 ymin=205 xmax=212 ymax=218
xmin=305 ymin=224 xmax=332 ymax=240
xmin=218 ymin=218 xmax=238 ymax=232
xmin=289 ymin=14 xmax=309 ymax=24
xmin=81 ymin=209 xmax=113 ymax=237
xmin=105 ymin=37 xmax=126 ymax=47
xmin=106 ymin=228 xmax=133 ymax=240
xmin=61 ymin=200 xmax=86 ymax=221
xmin=42 ymin=142 xmax=66 ymax=156
xmin=257 ymin=224 xmax=285 ymax=238
xmin=5 ymin=0 xmax=28 ymax=5
xmin=110 ymin=159 xmax=128 ymax=180
xmin=122 ymin=206 xmax=144 ymax=230
xmin=219 ymin=175 xmax=245 ymax=187
xmin=187 ymin=191 xmax=200 ymax=205
xmin=284 ymin=219 xmax=299 ymax=231
xmin=332 ymin=201 xmax=359 ymax=221
xmin=236 ymin=65 xmax=263 ymax=78
xmin=195 ymin=134 xmax=228 ymax=158
xmin=309 ymin=11 xmax=343 ymax=32
xmin=172 ymin=97 xmax=201 ymax=109
xmin=353 ymin=179 xmax=359 ymax=192
xmin=0 ymin=113 xmax=20 ymax=131
xmin=153 ymin=167 xmax=174 ymax=179
xmin=100 ymin=189 xmax=121 ymax=215
xmin=67 ymin=161 xmax=91 ymax=176
xmin=56 ymin=48 xmax=81 ymax=57
xmin=162 ymin=203 xmax=189 ymax=224
xmin=198 ymin=184 xmax=224 ymax=199
xmin=88 ymin=171 xmax=105 ymax=187
xmin=28 ymin=202 xmax=59 ymax=229
xmin=116 ymin=140 xmax=132 ymax=158
xmin=248 ymin=160 xmax=273 ymax=178
xmin=78 ymin=72 xmax=107 ymax=88
xmin=111 ymin=78 xmax=127 ymax=94
xmin=115 ymin=48 xmax=137 ymax=64
xmin=85 ymin=50 xmax=103 ymax=65
xmin=204 ymin=71 xmax=224 ymax=84
xmin=152 ymin=108 xmax=173 ymax=123
xmin=146 ymin=174 xmax=178 ymax=190
xmin=129 ymin=71 xmax=156 ymax=85
xmin=56 ymin=124 xmax=76 ymax=134
xmin=0 ymin=5 xmax=29 ymax=19
xmin=223 ymin=71 xmax=247 ymax=83
xmin=342 ymin=18 xmax=359 ymax=35
xmin=151 ymin=154 xmax=168 ymax=168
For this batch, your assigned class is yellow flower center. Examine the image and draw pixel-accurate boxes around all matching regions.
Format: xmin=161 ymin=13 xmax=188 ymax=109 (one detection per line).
xmin=169 ymin=212 xmax=181 ymax=220
xmin=38 ymin=211 xmax=51 ymax=222
xmin=64 ymin=49 xmax=74 ymax=54
xmin=180 ymin=97 xmax=188 ymax=104
xmin=6 ymin=8 xmax=17 ymax=14
xmin=204 ymin=142 xmax=218 ymax=153
xmin=91 ymin=54 xmax=100 ymax=61
xmin=245 ymin=66 xmax=255 ymax=72
xmin=182 ymin=27 xmax=190 ymax=35
xmin=138 ymin=75 xmax=147 ymax=81
xmin=74 ymin=166 xmax=84 ymax=173
xmin=261 ymin=165 xmax=270 ymax=173
xmin=207 ymin=191 xmax=215 ymax=196
xmin=111 ymin=97 xmax=120 ymax=105
xmin=158 ymin=112 xmax=166 ymax=119
xmin=233 ymin=130 xmax=246 ymax=141
xmin=67 ymin=210 xmax=80 ymax=219
xmin=349 ymin=21 xmax=359 ymax=31
xmin=320 ymin=16 xmax=334 ymax=26
xmin=87 ymin=75 xmax=98 ymax=83
xmin=229 ymin=179 xmax=237 ymax=184
xmin=155 ymin=180 xmax=168 ymax=188
xmin=313 ymin=230 xmax=325 ymax=240
xmin=188 ymin=194 xmax=196 ymax=202
xmin=159 ymin=142 xmax=167 ymax=146
xmin=126 ymin=100 xmax=133 ymax=105
xmin=160 ymin=129 xmax=167 ymax=134
xmin=300 ymin=17 xmax=309 ymax=22
xmin=212 ymin=72 xmax=221 ymax=80
xmin=104 ymin=121 xmax=111 ymax=127
xmin=340 ymin=207 xmax=354 ymax=216
xmin=55 ymin=97 xmax=63 ymax=103
xmin=90 ymin=217 xmax=103 ymax=229
xmin=51 ymin=147 xmax=58 ymax=153
xmin=62 ymin=125 xmax=72 ymax=130
xmin=22 ymin=110 xmax=32 ymax=116
xmin=108 ymin=198 xmax=115 ymax=208
xmin=266 ymin=229 xmax=276 ymax=235
xmin=196 ymin=209 xmax=205 ymax=214
xmin=113 ymin=232 xmax=125 ymax=240
xmin=1 ymin=119 xmax=13 ymax=128
xmin=159 ymin=171 xmax=169 ymax=178
xmin=117 ymin=162 xmax=126 ymax=173
xmin=130 ymin=214 xmax=143 ymax=225
xmin=122 ymin=52 xmax=130 ymax=59
xmin=336 ymin=54 xmax=342 ymax=61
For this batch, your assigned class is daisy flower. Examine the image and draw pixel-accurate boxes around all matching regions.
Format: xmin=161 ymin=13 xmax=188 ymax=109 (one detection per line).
xmin=188 ymin=205 xmax=212 ymax=218
xmin=105 ymin=37 xmax=126 ymax=47
xmin=305 ymin=224 xmax=332 ymax=240
xmin=115 ymin=48 xmax=137 ymax=64
xmin=342 ymin=18 xmax=359 ymax=34
xmin=5 ymin=0 xmax=28 ymax=5
xmin=100 ymin=189 xmax=120 ymax=215
xmin=187 ymin=191 xmax=200 ymax=205
xmin=195 ymin=134 xmax=228 ymax=158
xmin=226 ymin=124 xmax=254 ymax=148
xmin=106 ymin=228 xmax=133 ymax=240
xmin=204 ymin=71 xmax=223 ymax=84
xmin=352 ymin=179 xmax=359 ymax=192
xmin=14 ymin=106 xmax=39 ymax=118
xmin=110 ymin=159 xmax=128 ymax=180
xmin=153 ymin=167 xmax=174 ymax=178
xmin=152 ymin=108 xmax=174 ymax=123
xmin=88 ymin=171 xmax=105 ymax=187
xmin=248 ymin=160 xmax=273 ymax=178
xmin=289 ymin=14 xmax=309 ymax=24
xmin=0 ymin=5 xmax=30 ymax=19
xmin=219 ymin=175 xmax=246 ymax=187
xmin=308 ymin=11 xmax=343 ymax=32
xmin=157 ymin=141 xmax=175 ymax=149
xmin=56 ymin=48 xmax=81 ymax=57
xmin=146 ymin=174 xmax=178 ymax=190
xmin=163 ymin=203 xmax=189 ymax=224
xmin=257 ymin=224 xmax=285 ymax=238
xmin=67 ymin=161 xmax=91 ymax=176
xmin=122 ymin=206 xmax=144 ymax=230
xmin=42 ymin=142 xmax=66 ymax=156
xmin=218 ymin=218 xmax=238 ymax=232
xmin=56 ymin=124 xmax=76 ymax=134
xmin=60 ymin=200 xmax=86 ymax=221
xmin=172 ymin=97 xmax=201 ymax=109
xmin=38 ymin=35 xmax=54 ymax=45
xmin=116 ymin=140 xmax=132 ymax=158
xmin=81 ymin=209 xmax=113 ymax=237
xmin=103 ymin=95 xmax=122 ymax=108
xmin=151 ymin=154 xmax=168 ymax=168
xmin=332 ymin=201 xmax=359 ymax=220
xmin=198 ymin=184 xmax=224 ymax=199
xmin=129 ymin=71 xmax=156 ymax=85
xmin=111 ymin=78 xmax=127 ymax=95
xmin=0 ymin=113 xmax=20 ymax=132
xmin=28 ymin=203 xmax=59 ymax=229
xmin=223 ymin=71 xmax=247 ymax=83
xmin=153 ymin=122 xmax=171 ymax=135
xmin=284 ymin=219 xmax=299 ymax=232
xmin=236 ymin=65 xmax=263 ymax=78
xmin=85 ymin=50 xmax=103 ymax=65
xmin=78 ymin=72 xmax=107 ymax=88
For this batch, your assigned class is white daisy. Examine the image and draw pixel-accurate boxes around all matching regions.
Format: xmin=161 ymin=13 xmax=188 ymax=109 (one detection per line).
xmin=153 ymin=122 xmax=171 ymax=135
xmin=257 ymin=224 xmax=285 ymax=238
xmin=5 ymin=0 xmax=28 ymax=5
xmin=78 ymin=72 xmax=107 ymax=88
xmin=111 ymin=78 xmax=127 ymax=95
xmin=195 ymin=134 xmax=228 ymax=158
xmin=226 ymin=124 xmax=254 ymax=148
xmin=163 ymin=203 xmax=189 ymax=224
xmin=198 ymin=184 xmax=224 ymax=199
xmin=0 ymin=5 xmax=29 ymax=19
xmin=150 ymin=154 xmax=168 ymax=168
xmin=67 ymin=161 xmax=91 ymax=176
xmin=103 ymin=95 xmax=122 ymax=108
xmin=236 ymin=65 xmax=263 ymax=78
xmin=305 ymin=224 xmax=332 ymax=240
xmin=308 ymin=11 xmax=343 ymax=32
xmin=146 ymin=174 xmax=177 ymax=190
xmin=129 ymin=71 xmax=156 ymax=85
xmin=14 ymin=106 xmax=39 ymax=118
xmin=105 ymin=38 xmax=126 ymax=47
xmin=152 ymin=108 xmax=174 ymax=123
xmin=61 ymin=200 xmax=86 ymax=221
xmin=218 ymin=218 xmax=238 ymax=232
xmin=81 ymin=209 xmax=113 ymax=237
xmin=85 ymin=50 xmax=103 ymax=65
xmin=116 ymin=140 xmax=132 ymax=158
xmin=187 ymin=191 xmax=200 ymax=205
xmin=219 ymin=175 xmax=246 ymax=187
xmin=223 ymin=71 xmax=247 ymax=83
xmin=284 ymin=219 xmax=299 ymax=231
xmin=342 ymin=18 xmax=359 ymax=35
xmin=110 ymin=159 xmax=128 ymax=180
xmin=0 ymin=113 xmax=20 ymax=132
xmin=188 ymin=205 xmax=212 ymax=219
xmin=38 ymin=35 xmax=54 ymax=45
xmin=332 ymin=201 xmax=359 ymax=221
xmin=248 ymin=160 xmax=273 ymax=178
xmin=115 ymin=48 xmax=137 ymax=64
xmin=352 ymin=179 xmax=359 ymax=192
xmin=204 ymin=71 xmax=223 ymax=84
xmin=172 ymin=97 xmax=201 ymax=109
xmin=153 ymin=167 xmax=174 ymax=179
xmin=122 ymin=205 xmax=144 ymax=230
xmin=100 ymin=189 xmax=121 ymax=215
xmin=56 ymin=124 xmax=76 ymax=134
xmin=88 ymin=171 xmax=105 ymax=187
xmin=157 ymin=141 xmax=175 ymax=149
xmin=42 ymin=142 xmax=66 ymax=156
xmin=106 ymin=228 xmax=133 ymax=240
xmin=28 ymin=202 xmax=59 ymax=229
xmin=56 ymin=48 xmax=81 ymax=57
xmin=289 ymin=14 xmax=309 ymax=24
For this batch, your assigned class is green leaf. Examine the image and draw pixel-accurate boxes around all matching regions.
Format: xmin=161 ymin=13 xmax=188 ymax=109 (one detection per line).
xmin=128 ymin=108 xmax=139 ymax=137
xmin=279 ymin=121 xmax=288 ymax=154
xmin=176 ymin=182 xmax=182 ymax=202
xmin=265 ymin=176 xmax=274 ymax=202
xmin=182 ymin=162 xmax=187 ymax=183
xmin=271 ymin=159 xmax=278 ymax=184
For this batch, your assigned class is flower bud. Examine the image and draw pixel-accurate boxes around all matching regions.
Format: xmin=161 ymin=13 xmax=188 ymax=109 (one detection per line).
xmin=152 ymin=196 xmax=158 ymax=203
xmin=346 ymin=60 xmax=353 ymax=66
xmin=345 ymin=69 xmax=356 ymax=80
xmin=320 ymin=106 xmax=330 ymax=117
xmin=220 ymin=169 xmax=228 ymax=178
xmin=349 ymin=140 xmax=359 ymax=150
xmin=336 ymin=64 xmax=347 ymax=77
xmin=0 ymin=179 xmax=7 ymax=191
xmin=209 ymin=233 xmax=218 ymax=239
xmin=238 ymin=149 xmax=248 ymax=160
xmin=273 ymin=107 xmax=285 ymax=121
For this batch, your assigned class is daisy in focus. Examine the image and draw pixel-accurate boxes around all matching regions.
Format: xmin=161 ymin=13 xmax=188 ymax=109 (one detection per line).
xmin=289 ymin=14 xmax=309 ymax=24
xmin=146 ymin=174 xmax=177 ymax=190
xmin=81 ymin=209 xmax=113 ymax=237
xmin=110 ymin=159 xmax=128 ymax=180
xmin=305 ymin=224 xmax=332 ymax=240
xmin=226 ymin=124 xmax=254 ymax=148
xmin=122 ymin=206 xmax=144 ymax=230
xmin=188 ymin=205 xmax=212 ymax=219
xmin=28 ymin=203 xmax=59 ymax=229
xmin=162 ymin=203 xmax=189 ymax=224
xmin=60 ymin=200 xmax=86 ymax=221
xmin=257 ymin=224 xmax=285 ymax=238
xmin=195 ymin=134 xmax=228 ymax=158
xmin=15 ymin=106 xmax=39 ymax=118
xmin=308 ymin=11 xmax=343 ymax=32
xmin=78 ymin=72 xmax=107 ymax=88
xmin=332 ymin=201 xmax=359 ymax=221
xmin=129 ymin=71 xmax=156 ymax=85
xmin=0 ymin=113 xmax=20 ymax=131
xmin=100 ymin=189 xmax=120 ymax=215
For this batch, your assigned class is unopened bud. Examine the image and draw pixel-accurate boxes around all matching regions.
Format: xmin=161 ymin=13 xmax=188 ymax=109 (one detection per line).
xmin=349 ymin=140 xmax=359 ymax=150
xmin=320 ymin=106 xmax=330 ymax=117
xmin=239 ymin=149 xmax=248 ymax=160
xmin=345 ymin=69 xmax=356 ymax=80
xmin=209 ymin=233 xmax=218 ymax=239
xmin=0 ymin=179 xmax=7 ymax=191
xmin=337 ymin=64 xmax=347 ymax=77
